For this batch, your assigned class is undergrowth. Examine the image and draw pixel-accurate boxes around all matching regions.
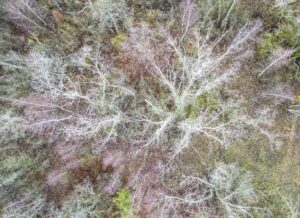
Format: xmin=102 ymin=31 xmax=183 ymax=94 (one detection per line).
xmin=0 ymin=0 xmax=300 ymax=217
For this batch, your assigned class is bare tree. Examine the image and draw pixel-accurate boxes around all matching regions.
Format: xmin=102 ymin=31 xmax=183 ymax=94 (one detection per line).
xmin=121 ymin=19 xmax=262 ymax=157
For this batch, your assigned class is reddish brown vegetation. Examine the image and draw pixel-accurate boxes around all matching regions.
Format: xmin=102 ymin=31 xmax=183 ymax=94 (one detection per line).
xmin=52 ymin=9 xmax=64 ymax=23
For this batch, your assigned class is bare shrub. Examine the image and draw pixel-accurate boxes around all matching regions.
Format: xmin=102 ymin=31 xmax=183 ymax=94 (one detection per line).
xmin=261 ymin=85 xmax=295 ymax=104
xmin=0 ymin=51 xmax=24 ymax=70
xmin=259 ymin=48 xmax=294 ymax=77
xmin=2 ymin=194 xmax=46 ymax=218
xmin=17 ymin=46 xmax=132 ymax=142
xmin=87 ymin=0 xmax=132 ymax=33
xmin=4 ymin=0 xmax=48 ymax=32
xmin=0 ymin=111 xmax=25 ymax=145
xmin=60 ymin=180 xmax=114 ymax=217
xmin=23 ymin=48 xmax=64 ymax=95
xmin=282 ymin=194 xmax=300 ymax=218
xmin=159 ymin=163 xmax=257 ymax=217
xmin=0 ymin=154 xmax=43 ymax=213
xmin=275 ymin=0 xmax=298 ymax=8
xmin=289 ymin=105 xmax=300 ymax=116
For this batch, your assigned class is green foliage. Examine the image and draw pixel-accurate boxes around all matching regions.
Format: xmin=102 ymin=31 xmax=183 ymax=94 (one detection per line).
xmin=0 ymin=154 xmax=42 ymax=206
xmin=225 ymin=140 xmax=300 ymax=217
xmin=185 ymin=93 xmax=219 ymax=118
xmin=197 ymin=0 xmax=251 ymax=32
xmin=144 ymin=9 xmax=159 ymax=24
xmin=257 ymin=32 xmax=280 ymax=59
xmin=33 ymin=0 xmax=131 ymax=54
xmin=78 ymin=149 xmax=99 ymax=167
xmin=55 ymin=22 xmax=82 ymax=53
xmin=0 ymin=70 xmax=31 ymax=99
xmin=256 ymin=11 xmax=300 ymax=59
xmin=216 ymin=0 xmax=239 ymax=28
xmin=111 ymin=33 xmax=126 ymax=49
xmin=256 ymin=17 xmax=300 ymax=80
xmin=1 ymin=155 xmax=36 ymax=184
xmin=34 ymin=15 xmax=90 ymax=54
xmin=276 ymin=23 xmax=300 ymax=47
xmin=128 ymin=0 xmax=177 ymax=11
xmin=39 ymin=0 xmax=85 ymax=11
xmin=26 ymin=4 xmax=94 ymax=54
xmin=113 ymin=188 xmax=135 ymax=218
xmin=0 ymin=3 xmax=4 ymax=18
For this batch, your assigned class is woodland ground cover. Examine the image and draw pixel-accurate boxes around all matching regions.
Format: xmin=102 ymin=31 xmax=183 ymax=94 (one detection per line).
xmin=0 ymin=0 xmax=300 ymax=217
